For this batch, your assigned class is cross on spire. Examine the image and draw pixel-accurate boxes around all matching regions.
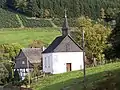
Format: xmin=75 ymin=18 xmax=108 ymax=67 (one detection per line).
xmin=65 ymin=9 xmax=67 ymax=18
xmin=62 ymin=9 xmax=69 ymax=37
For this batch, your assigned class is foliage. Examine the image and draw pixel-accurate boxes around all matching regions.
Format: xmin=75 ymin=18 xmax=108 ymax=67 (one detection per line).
xmin=0 ymin=8 xmax=53 ymax=28
xmin=0 ymin=63 xmax=9 ymax=85
xmin=0 ymin=43 xmax=22 ymax=84
xmin=52 ymin=18 xmax=77 ymax=27
xmin=13 ymin=0 xmax=28 ymax=12
xmin=28 ymin=40 xmax=46 ymax=48
xmin=5 ymin=0 xmax=120 ymax=19
xmin=19 ymin=15 xmax=53 ymax=27
xmin=107 ymin=12 xmax=120 ymax=59
xmin=26 ymin=0 xmax=40 ymax=17
xmin=1 ymin=43 xmax=22 ymax=60
xmin=32 ymin=62 xmax=120 ymax=90
xmin=0 ymin=28 xmax=60 ymax=47
xmin=31 ymin=65 xmax=41 ymax=78
xmin=0 ymin=0 xmax=6 ymax=8
xmin=4 ymin=62 xmax=13 ymax=79
xmin=71 ymin=16 xmax=111 ymax=64
xmin=0 ymin=8 xmax=20 ymax=28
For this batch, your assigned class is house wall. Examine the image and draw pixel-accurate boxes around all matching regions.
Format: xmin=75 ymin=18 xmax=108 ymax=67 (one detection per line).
xmin=42 ymin=52 xmax=83 ymax=74
xmin=15 ymin=68 xmax=33 ymax=80
xmin=52 ymin=52 xmax=83 ymax=74
xmin=42 ymin=53 xmax=53 ymax=73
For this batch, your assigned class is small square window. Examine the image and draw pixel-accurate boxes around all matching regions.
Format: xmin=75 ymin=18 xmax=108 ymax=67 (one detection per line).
xmin=22 ymin=61 xmax=25 ymax=64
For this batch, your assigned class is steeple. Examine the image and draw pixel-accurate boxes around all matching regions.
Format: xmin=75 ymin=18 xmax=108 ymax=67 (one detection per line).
xmin=62 ymin=9 xmax=69 ymax=37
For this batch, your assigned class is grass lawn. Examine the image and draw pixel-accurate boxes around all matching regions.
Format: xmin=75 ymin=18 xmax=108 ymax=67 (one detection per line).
xmin=0 ymin=27 xmax=61 ymax=47
xmin=32 ymin=62 xmax=120 ymax=90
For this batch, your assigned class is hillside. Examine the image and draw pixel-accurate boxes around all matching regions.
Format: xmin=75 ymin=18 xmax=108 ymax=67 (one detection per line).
xmin=5 ymin=0 xmax=120 ymax=19
xmin=0 ymin=28 xmax=60 ymax=47
xmin=0 ymin=0 xmax=119 ymax=28
xmin=0 ymin=8 xmax=54 ymax=28
xmin=0 ymin=8 xmax=20 ymax=28
xmin=32 ymin=62 xmax=120 ymax=90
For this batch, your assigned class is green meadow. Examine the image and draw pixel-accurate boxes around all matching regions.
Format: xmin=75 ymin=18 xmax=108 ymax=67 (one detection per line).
xmin=0 ymin=28 xmax=61 ymax=47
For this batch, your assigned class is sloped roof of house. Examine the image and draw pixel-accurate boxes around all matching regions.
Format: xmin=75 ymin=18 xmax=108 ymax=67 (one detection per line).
xmin=42 ymin=35 xmax=83 ymax=53
xmin=21 ymin=48 xmax=42 ymax=63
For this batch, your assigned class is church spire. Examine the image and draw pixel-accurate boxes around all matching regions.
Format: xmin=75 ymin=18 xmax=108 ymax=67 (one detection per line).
xmin=62 ymin=9 xmax=69 ymax=37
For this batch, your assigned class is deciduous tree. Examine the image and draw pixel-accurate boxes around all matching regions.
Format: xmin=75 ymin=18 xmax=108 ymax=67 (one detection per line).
xmin=72 ymin=17 xmax=111 ymax=65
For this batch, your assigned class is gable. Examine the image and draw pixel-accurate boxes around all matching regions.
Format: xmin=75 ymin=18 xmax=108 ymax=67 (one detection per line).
xmin=15 ymin=50 xmax=34 ymax=69
xmin=15 ymin=50 xmax=26 ymax=60
xmin=54 ymin=35 xmax=82 ymax=52
xmin=42 ymin=35 xmax=82 ymax=53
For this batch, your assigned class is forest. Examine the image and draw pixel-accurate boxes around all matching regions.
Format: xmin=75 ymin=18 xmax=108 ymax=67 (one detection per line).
xmin=0 ymin=0 xmax=119 ymax=19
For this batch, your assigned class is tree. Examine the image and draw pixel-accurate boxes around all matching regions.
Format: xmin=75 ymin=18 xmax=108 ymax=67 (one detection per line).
xmin=107 ymin=12 xmax=120 ymax=59
xmin=28 ymin=40 xmax=46 ymax=48
xmin=100 ymin=8 xmax=106 ymax=19
xmin=44 ymin=9 xmax=50 ymax=18
xmin=0 ymin=63 xmax=9 ymax=85
xmin=1 ymin=43 xmax=22 ymax=60
xmin=71 ymin=16 xmax=111 ymax=65
xmin=27 ymin=0 xmax=40 ymax=17
xmin=14 ymin=0 xmax=28 ymax=12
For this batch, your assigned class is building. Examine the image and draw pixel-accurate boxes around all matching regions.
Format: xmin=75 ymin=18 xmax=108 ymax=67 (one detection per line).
xmin=14 ymin=48 xmax=42 ymax=79
xmin=42 ymin=12 xmax=84 ymax=74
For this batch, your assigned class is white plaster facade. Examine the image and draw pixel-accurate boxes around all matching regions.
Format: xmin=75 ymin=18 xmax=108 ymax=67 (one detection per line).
xmin=42 ymin=52 xmax=83 ymax=74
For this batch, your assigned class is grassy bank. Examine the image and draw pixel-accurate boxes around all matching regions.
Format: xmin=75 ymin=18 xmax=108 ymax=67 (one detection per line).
xmin=32 ymin=62 xmax=120 ymax=90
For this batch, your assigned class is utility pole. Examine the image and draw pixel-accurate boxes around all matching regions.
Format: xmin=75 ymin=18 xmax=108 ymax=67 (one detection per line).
xmin=82 ymin=26 xmax=86 ymax=83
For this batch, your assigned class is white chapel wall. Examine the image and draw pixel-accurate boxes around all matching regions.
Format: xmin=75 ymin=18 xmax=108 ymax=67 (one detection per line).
xmin=52 ymin=52 xmax=83 ymax=74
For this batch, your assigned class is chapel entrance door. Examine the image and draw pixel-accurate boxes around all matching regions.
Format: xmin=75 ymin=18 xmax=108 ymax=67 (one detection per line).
xmin=66 ymin=63 xmax=72 ymax=72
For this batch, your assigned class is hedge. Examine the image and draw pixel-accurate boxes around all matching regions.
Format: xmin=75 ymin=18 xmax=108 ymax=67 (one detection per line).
xmin=19 ymin=15 xmax=53 ymax=27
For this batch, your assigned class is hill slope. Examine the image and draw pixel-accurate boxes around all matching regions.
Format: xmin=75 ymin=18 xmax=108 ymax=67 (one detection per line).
xmin=5 ymin=0 xmax=120 ymax=19
xmin=0 ymin=8 xmax=53 ymax=28
xmin=32 ymin=62 xmax=120 ymax=90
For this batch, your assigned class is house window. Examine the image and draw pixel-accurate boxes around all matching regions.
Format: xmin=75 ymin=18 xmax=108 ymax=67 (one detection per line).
xmin=48 ymin=56 xmax=50 ymax=68
xmin=45 ymin=56 xmax=51 ymax=68
xmin=22 ymin=61 xmax=25 ymax=64
xmin=45 ymin=57 xmax=47 ymax=68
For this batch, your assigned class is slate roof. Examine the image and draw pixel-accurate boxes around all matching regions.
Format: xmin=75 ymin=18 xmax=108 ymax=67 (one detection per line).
xmin=42 ymin=36 xmax=64 ymax=53
xmin=42 ymin=35 xmax=83 ymax=53
xmin=21 ymin=48 xmax=42 ymax=63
